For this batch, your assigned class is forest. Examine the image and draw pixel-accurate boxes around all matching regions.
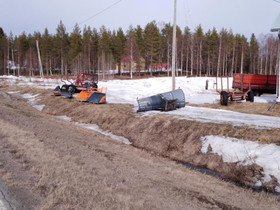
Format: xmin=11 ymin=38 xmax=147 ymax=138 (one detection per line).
xmin=0 ymin=20 xmax=278 ymax=77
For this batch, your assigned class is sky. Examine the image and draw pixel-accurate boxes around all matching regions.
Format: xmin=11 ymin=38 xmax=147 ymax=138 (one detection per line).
xmin=1 ymin=0 xmax=280 ymax=39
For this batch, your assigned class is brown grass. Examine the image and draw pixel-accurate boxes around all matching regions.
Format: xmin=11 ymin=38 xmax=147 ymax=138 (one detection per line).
xmin=191 ymin=100 xmax=280 ymax=117
xmin=1 ymin=86 xmax=280 ymax=209
xmin=18 ymin=87 xmax=280 ymax=184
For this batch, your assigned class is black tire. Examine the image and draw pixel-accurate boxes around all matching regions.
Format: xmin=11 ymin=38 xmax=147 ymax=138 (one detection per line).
xmin=248 ymin=90 xmax=254 ymax=102
xmin=220 ymin=91 xmax=228 ymax=106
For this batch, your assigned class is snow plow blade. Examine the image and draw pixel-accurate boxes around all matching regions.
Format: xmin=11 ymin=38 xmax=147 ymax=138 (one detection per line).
xmin=87 ymin=92 xmax=106 ymax=104
xmin=137 ymin=89 xmax=185 ymax=112
xmin=60 ymin=84 xmax=76 ymax=98
xmin=76 ymin=89 xmax=95 ymax=101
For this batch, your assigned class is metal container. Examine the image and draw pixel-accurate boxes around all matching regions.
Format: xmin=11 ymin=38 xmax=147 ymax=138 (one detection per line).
xmin=137 ymin=89 xmax=185 ymax=112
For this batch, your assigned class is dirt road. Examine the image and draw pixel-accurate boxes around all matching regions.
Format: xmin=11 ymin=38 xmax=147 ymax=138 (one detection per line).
xmin=0 ymin=88 xmax=279 ymax=209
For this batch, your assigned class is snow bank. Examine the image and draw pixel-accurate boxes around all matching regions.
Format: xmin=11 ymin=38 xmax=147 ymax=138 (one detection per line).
xmin=201 ymin=135 xmax=280 ymax=192
xmin=162 ymin=106 xmax=280 ymax=129
xmin=98 ymin=77 xmax=221 ymax=105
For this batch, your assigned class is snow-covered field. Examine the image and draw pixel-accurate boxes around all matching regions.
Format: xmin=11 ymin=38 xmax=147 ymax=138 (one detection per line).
xmin=1 ymin=75 xmax=280 ymax=191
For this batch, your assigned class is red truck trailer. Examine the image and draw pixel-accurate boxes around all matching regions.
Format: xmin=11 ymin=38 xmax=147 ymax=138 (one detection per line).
xmin=232 ymin=73 xmax=276 ymax=96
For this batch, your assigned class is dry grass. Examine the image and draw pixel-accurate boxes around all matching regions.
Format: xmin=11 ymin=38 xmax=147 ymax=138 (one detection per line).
xmin=191 ymin=100 xmax=280 ymax=117
xmin=1 ymin=86 xmax=280 ymax=209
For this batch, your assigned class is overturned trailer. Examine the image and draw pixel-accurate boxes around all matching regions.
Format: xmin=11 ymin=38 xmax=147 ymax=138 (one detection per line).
xmin=137 ymin=89 xmax=185 ymax=112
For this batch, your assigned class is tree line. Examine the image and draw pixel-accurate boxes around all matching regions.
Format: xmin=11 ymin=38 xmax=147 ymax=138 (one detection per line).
xmin=0 ymin=20 xmax=278 ymax=77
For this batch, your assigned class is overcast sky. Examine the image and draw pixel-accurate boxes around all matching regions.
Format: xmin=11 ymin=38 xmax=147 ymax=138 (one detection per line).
xmin=1 ymin=0 xmax=280 ymax=39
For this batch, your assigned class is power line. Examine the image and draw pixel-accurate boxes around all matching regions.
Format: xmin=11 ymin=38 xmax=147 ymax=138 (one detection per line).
xmin=273 ymin=0 xmax=280 ymax=4
xmin=78 ymin=0 xmax=123 ymax=26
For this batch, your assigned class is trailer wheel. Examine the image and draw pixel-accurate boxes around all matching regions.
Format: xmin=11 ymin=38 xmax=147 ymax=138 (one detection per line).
xmin=248 ymin=90 xmax=254 ymax=102
xmin=220 ymin=91 xmax=228 ymax=106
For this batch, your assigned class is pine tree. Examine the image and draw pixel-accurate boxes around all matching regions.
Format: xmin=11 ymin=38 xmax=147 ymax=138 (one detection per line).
xmin=182 ymin=27 xmax=191 ymax=76
xmin=161 ymin=23 xmax=173 ymax=75
xmin=249 ymin=33 xmax=259 ymax=74
xmin=0 ymin=27 xmax=7 ymax=74
xmin=91 ymin=28 xmax=99 ymax=72
xmin=111 ymin=28 xmax=126 ymax=74
xmin=41 ymin=28 xmax=53 ymax=76
xmin=193 ymin=25 xmax=204 ymax=76
xmin=82 ymin=26 xmax=92 ymax=73
xmin=14 ymin=32 xmax=29 ymax=76
xmin=125 ymin=28 xmax=140 ymax=78
xmin=99 ymin=26 xmax=112 ymax=78
xmin=143 ymin=21 xmax=161 ymax=75
xmin=55 ymin=20 xmax=69 ymax=75
xmin=135 ymin=25 xmax=145 ymax=60
xmin=69 ymin=24 xmax=82 ymax=74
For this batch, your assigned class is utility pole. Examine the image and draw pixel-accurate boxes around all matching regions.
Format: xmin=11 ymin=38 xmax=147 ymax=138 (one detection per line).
xmin=271 ymin=12 xmax=280 ymax=105
xmin=276 ymin=32 xmax=280 ymax=101
xmin=7 ymin=40 xmax=9 ymax=75
xmin=171 ymin=0 xmax=177 ymax=90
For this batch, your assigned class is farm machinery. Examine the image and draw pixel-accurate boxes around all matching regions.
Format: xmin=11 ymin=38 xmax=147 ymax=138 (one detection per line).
xmin=53 ymin=73 xmax=98 ymax=98
xmin=232 ymin=73 xmax=276 ymax=96
xmin=53 ymin=73 xmax=107 ymax=104
xmin=137 ymin=89 xmax=185 ymax=112
xmin=217 ymin=74 xmax=254 ymax=106
xmin=76 ymin=87 xmax=107 ymax=104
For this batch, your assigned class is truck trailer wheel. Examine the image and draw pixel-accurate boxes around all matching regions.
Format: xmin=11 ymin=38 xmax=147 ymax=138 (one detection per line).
xmin=248 ymin=90 xmax=254 ymax=102
xmin=220 ymin=91 xmax=228 ymax=106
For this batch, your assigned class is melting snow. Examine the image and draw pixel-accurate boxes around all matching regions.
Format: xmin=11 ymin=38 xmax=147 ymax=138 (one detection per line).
xmin=55 ymin=115 xmax=72 ymax=121
xmin=54 ymin=116 xmax=131 ymax=145
xmin=75 ymin=122 xmax=131 ymax=145
xmin=201 ymin=135 xmax=280 ymax=192
xmin=163 ymin=106 xmax=280 ymax=129
xmin=20 ymin=93 xmax=45 ymax=111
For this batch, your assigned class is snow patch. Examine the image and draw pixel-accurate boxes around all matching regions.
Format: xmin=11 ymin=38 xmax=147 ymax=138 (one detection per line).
xmin=20 ymin=93 xmax=45 ymax=111
xmin=55 ymin=115 xmax=72 ymax=121
xmin=75 ymin=122 xmax=131 ymax=145
xmin=144 ymin=106 xmax=280 ymax=129
xmin=55 ymin=115 xmax=131 ymax=145
xmin=201 ymin=135 xmax=280 ymax=192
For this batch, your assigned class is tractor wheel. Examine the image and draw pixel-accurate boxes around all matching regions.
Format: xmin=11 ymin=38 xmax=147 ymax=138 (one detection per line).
xmin=220 ymin=91 xmax=228 ymax=106
xmin=248 ymin=90 xmax=254 ymax=102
